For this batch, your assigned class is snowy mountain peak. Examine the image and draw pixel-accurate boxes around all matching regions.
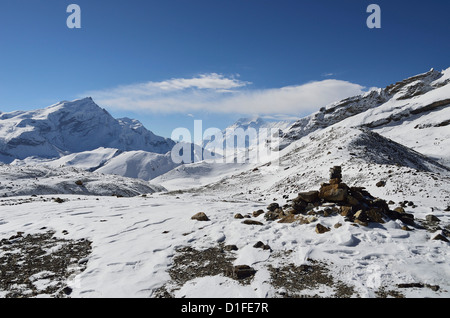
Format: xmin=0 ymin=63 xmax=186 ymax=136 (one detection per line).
xmin=384 ymin=68 xmax=443 ymax=100
xmin=0 ymin=98 xmax=175 ymax=163
xmin=230 ymin=117 xmax=266 ymax=129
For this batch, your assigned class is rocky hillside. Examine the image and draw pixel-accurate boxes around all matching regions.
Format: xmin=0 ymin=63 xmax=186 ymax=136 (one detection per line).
xmin=279 ymin=68 xmax=450 ymax=167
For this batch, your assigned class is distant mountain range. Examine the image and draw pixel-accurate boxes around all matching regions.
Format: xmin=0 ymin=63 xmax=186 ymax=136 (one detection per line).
xmin=0 ymin=67 xmax=449 ymax=189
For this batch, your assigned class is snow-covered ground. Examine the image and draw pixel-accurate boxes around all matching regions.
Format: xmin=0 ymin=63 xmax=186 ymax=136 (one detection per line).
xmin=1 ymin=125 xmax=449 ymax=298
xmin=0 ymin=186 xmax=448 ymax=298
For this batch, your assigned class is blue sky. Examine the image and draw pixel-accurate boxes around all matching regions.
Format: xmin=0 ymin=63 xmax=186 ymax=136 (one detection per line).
xmin=0 ymin=0 xmax=449 ymax=137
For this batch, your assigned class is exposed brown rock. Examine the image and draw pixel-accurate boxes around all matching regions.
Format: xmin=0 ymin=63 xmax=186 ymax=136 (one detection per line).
xmin=366 ymin=207 xmax=386 ymax=223
xmin=226 ymin=265 xmax=256 ymax=280
xmin=267 ymin=202 xmax=280 ymax=211
xmin=319 ymin=183 xmax=348 ymax=202
xmin=315 ymin=223 xmax=330 ymax=234
xmin=191 ymin=212 xmax=209 ymax=221
xmin=252 ymin=210 xmax=265 ymax=217
xmin=340 ymin=206 xmax=353 ymax=217
xmin=297 ymin=191 xmax=319 ymax=203
xmin=277 ymin=214 xmax=298 ymax=223
xmin=376 ymin=180 xmax=386 ymax=187
xmin=242 ymin=219 xmax=264 ymax=226
xmin=432 ymin=233 xmax=449 ymax=242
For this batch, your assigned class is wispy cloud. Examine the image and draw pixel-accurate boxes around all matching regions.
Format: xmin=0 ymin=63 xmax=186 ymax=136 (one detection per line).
xmin=85 ymin=73 xmax=366 ymax=116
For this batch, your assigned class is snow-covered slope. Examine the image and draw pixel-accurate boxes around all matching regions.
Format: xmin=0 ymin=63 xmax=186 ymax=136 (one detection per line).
xmin=0 ymin=98 xmax=175 ymax=162
xmin=0 ymin=163 xmax=164 ymax=197
xmin=226 ymin=117 xmax=293 ymax=134
xmin=11 ymin=147 xmax=120 ymax=172
xmin=168 ymin=125 xmax=449 ymax=204
xmin=0 ymin=164 xmax=448 ymax=298
xmin=95 ymin=150 xmax=180 ymax=181
xmin=280 ymin=68 xmax=450 ymax=167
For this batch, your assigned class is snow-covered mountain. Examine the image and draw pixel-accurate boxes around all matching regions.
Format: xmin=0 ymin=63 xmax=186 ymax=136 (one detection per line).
xmin=226 ymin=116 xmax=294 ymax=132
xmin=0 ymin=98 xmax=175 ymax=163
xmin=95 ymin=150 xmax=180 ymax=181
xmin=201 ymin=116 xmax=293 ymax=164
xmin=280 ymin=68 xmax=450 ymax=167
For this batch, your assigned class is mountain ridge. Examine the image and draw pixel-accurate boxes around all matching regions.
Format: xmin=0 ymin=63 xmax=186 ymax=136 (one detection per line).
xmin=0 ymin=98 xmax=175 ymax=163
xmin=279 ymin=67 xmax=450 ymax=167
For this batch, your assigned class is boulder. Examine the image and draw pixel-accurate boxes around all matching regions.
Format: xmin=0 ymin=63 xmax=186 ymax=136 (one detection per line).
xmin=366 ymin=207 xmax=386 ymax=223
xmin=242 ymin=219 xmax=264 ymax=226
xmin=399 ymin=213 xmax=415 ymax=226
xmin=346 ymin=195 xmax=360 ymax=206
xmin=252 ymin=210 xmax=265 ymax=217
xmin=432 ymin=233 xmax=449 ymax=242
xmin=340 ymin=206 xmax=353 ymax=217
xmin=224 ymin=245 xmax=238 ymax=251
xmin=234 ymin=213 xmax=244 ymax=219
xmin=319 ymin=183 xmax=348 ymax=202
xmin=226 ymin=265 xmax=256 ymax=280
xmin=297 ymin=191 xmax=319 ymax=203
xmin=354 ymin=210 xmax=368 ymax=222
xmin=253 ymin=241 xmax=265 ymax=248
xmin=191 ymin=212 xmax=210 ymax=221
xmin=394 ymin=207 xmax=405 ymax=213
xmin=267 ymin=202 xmax=280 ymax=212
xmin=253 ymin=241 xmax=271 ymax=250
xmin=277 ymin=214 xmax=297 ymax=223
xmin=426 ymin=215 xmax=440 ymax=223
xmin=376 ymin=180 xmax=386 ymax=187
xmin=315 ymin=223 xmax=330 ymax=234
xmin=290 ymin=197 xmax=307 ymax=213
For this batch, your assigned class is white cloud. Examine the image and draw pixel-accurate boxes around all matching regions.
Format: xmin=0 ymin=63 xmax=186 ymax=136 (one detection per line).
xmin=85 ymin=73 xmax=366 ymax=116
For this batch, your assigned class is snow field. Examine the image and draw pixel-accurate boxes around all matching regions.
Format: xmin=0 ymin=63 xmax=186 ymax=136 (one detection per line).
xmin=1 ymin=192 xmax=448 ymax=298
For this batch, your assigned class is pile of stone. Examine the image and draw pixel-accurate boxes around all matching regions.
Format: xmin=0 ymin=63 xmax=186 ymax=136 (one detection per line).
xmin=261 ymin=166 xmax=417 ymax=230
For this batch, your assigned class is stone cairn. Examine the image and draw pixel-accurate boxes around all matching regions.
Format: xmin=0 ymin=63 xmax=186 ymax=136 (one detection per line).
xmin=261 ymin=166 xmax=416 ymax=229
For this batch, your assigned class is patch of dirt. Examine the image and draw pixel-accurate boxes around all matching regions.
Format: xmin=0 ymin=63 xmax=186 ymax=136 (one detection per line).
xmin=0 ymin=230 xmax=92 ymax=298
xmin=268 ymin=258 xmax=357 ymax=298
xmin=154 ymin=244 xmax=243 ymax=297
